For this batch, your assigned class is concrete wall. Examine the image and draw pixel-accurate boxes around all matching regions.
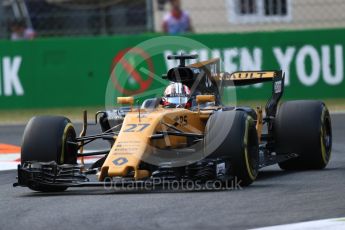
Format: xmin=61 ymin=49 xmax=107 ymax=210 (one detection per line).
xmin=153 ymin=0 xmax=345 ymax=33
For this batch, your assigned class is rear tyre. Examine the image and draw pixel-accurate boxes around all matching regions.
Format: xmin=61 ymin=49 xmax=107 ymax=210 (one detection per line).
xmin=21 ymin=116 xmax=78 ymax=192
xmin=205 ymin=111 xmax=259 ymax=186
xmin=275 ymin=101 xmax=332 ymax=170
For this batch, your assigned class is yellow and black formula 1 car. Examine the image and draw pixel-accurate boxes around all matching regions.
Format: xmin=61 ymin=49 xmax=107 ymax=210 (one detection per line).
xmin=14 ymin=54 xmax=332 ymax=192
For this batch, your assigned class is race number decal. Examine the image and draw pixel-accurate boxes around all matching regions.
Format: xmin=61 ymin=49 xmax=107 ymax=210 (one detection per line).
xmin=123 ymin=123 xmax=150 ymax=132
xmin=173 ymin=115 xmax=188 ymax=126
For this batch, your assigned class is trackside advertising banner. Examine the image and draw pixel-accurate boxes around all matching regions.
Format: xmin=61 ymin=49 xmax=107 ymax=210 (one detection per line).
xmin=0 ymin=28 xmax=344 ymax=109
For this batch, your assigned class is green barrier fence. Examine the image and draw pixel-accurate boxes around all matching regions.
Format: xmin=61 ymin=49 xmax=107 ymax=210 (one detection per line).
xmin=0 ymin=28 xmax=344 ymax=109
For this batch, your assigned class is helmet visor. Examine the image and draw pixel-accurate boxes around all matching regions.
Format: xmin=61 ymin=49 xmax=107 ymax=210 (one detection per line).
xmin=166 ymin=96 xmax=188 ymax=105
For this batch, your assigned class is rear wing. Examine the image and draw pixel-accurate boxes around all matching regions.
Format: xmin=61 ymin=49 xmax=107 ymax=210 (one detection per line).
xmin=216 ymin=70 xmax=285 ymax=117
xmin=187 ymin=58 xmax=280 ymax=87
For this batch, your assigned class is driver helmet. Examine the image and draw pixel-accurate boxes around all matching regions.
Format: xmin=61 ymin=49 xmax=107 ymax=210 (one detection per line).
xmin=163 ymin=83 xmax=191 ymax=107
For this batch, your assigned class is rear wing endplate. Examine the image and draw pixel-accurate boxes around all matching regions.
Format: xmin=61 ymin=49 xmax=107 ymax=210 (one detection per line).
xmin=265 ymin=70 xmax=285 ymax=117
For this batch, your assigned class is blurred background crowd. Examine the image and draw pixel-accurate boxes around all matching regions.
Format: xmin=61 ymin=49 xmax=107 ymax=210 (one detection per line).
xmin=1 ymin=0 xmax=345 ymax=40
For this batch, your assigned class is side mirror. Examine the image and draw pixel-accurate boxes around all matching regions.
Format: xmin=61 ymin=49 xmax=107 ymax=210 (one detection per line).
xmin=196 ymin=95 xmax=215 ymax=104
xmin=117 ymin=97 xmax=134 ymax=105
xmin=196 ymin=95 xmax=215 ymax=112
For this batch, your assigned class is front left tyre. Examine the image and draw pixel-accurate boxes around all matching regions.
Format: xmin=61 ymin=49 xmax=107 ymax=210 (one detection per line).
xmin=21 ymin=116 xmax=78 ymax=192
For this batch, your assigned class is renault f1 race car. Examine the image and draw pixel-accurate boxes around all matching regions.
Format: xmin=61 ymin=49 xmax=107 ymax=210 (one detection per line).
xmin=14 ymin=54 xmax=332 ymax=192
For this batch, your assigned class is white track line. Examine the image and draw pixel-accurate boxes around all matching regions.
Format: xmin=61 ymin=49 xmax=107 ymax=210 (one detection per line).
xmin=331 ymin=111 xmax=345 ymax=115
xmin=253 ymin=218 xmax=345 ymax=230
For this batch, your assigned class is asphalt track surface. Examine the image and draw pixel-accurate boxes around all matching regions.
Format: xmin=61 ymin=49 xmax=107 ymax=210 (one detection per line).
xmin=0 ymin=114 xmax=344 ymax=230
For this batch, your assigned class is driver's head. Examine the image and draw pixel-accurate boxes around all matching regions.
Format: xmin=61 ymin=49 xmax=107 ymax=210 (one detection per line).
xmin=163 ymin=83 xmax=191 ymax=108
xmin=170 ymin=0 xmax=181 ymax=11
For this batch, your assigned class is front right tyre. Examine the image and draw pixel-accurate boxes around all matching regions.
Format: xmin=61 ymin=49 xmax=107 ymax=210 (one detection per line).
xmin=205 ymin=111 xmax=259 ymax=186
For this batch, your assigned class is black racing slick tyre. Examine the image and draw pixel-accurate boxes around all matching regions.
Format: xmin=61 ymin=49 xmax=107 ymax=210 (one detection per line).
xmin=275 ymin=101 xmax=332 ymax=170
xmin=21 ymin=116 xmax=78 ymax=192
xmin=205 ymin=111 xmax=259 ymax=186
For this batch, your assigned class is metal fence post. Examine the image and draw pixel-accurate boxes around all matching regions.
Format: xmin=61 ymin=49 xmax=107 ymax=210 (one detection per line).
xmin=0 ymin=2 xmax=7 ymax=39
xmin=146 ymin=0 xmax=154 ymax=32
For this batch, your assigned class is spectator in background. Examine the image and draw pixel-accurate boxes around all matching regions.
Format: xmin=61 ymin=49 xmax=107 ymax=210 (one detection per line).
xmin=162 ymin=0 xmax=193 ymax=35
xmin=10 ymin=20 xmax=36 ymax=41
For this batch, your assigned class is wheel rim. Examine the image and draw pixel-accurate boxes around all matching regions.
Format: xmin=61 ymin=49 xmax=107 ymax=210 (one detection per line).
xmin=321 ymin=112 xmax=332 ymax=164
xmin=60 ymin=124 xmax=77 ymax=164
xmin=244 ymin=117 xmax=259 ymax=180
